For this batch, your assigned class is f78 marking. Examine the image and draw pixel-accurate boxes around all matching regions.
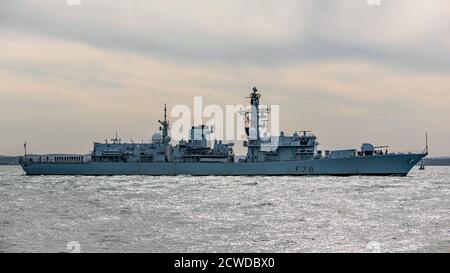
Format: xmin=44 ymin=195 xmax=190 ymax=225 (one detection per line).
xmin=296 ymin=166 xmax=314 ymax=173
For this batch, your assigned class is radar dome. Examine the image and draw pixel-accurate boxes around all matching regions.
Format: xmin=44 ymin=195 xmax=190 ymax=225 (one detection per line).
xmin=152 ymin=132 xmax=162 ymax=143
xmin=361 ymin=143 xmax=374 ymax=152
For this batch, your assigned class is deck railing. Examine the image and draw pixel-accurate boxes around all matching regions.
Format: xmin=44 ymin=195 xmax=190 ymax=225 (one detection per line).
xmin=21 ymin=154 xmax=91 ymax=163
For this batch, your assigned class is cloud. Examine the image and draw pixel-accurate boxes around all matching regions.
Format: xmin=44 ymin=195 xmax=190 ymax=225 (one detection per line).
xmin=1 ymin=33 xmax=449 ymax=155
xmin=1 ymin=0 xmax=449 ymax=69
xmin=0 ymin=1 xmax=449 ymax=156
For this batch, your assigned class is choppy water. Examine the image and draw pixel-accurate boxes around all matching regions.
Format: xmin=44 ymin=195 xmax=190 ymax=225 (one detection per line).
xmin=0 ymin=165 xmax=449 ymax=253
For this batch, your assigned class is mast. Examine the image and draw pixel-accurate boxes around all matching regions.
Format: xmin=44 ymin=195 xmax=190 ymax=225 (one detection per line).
xmin=242 ymin=86 xmax=262 ymax=161
xmin=420 ymin=133 xmax=427 ymax=170
xmin=158 ymin=104 xmax=170 ymax=143
xmin=111 ymin=132 xmax=121 ymax=144
xmin=249 ymin=86 xmax=261 ymax=141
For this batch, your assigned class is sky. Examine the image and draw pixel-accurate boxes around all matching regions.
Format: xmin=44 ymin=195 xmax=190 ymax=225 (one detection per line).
xmin=0 ymin=0 xmax=449 ymax=156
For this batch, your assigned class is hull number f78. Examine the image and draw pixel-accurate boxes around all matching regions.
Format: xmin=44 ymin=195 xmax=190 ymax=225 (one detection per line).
xmin=296 ymin=166 xmax=314 ymax=173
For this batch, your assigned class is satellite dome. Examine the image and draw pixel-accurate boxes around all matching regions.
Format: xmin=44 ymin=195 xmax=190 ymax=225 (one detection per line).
xmin=152 ymin=132 xmax=162 ymax=143
xmin=361 ymin=143 xmax=374 ymax=152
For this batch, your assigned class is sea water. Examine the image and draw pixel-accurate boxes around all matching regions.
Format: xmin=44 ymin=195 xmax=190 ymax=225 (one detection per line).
xmin=0 ymin=166 xmax=448 ymax=253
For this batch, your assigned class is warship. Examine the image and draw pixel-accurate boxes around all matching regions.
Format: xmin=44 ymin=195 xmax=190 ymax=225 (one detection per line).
xmin=20 ymin=87 xmax=427 ymax=176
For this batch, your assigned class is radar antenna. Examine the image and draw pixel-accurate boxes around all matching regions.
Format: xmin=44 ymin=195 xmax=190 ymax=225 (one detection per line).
xmin=111 ymin=132 xmax=121 ymax=144
xmin=158 ymin=104 xmax=170 ymax=142
xmin=238 ymin=86 xmax=271 ymax=140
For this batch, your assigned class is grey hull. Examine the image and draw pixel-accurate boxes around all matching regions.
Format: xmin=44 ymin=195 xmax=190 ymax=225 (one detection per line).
xmin=21 ymin=153 xmax=425 ymax=176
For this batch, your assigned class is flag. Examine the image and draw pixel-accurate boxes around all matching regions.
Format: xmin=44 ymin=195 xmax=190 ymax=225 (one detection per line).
xmin=24 ymin=142 xmax=27 ymax=148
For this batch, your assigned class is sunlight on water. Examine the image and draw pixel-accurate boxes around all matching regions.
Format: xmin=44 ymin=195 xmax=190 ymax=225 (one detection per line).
xmin=0 ymin=166 xmax=449 ymax=253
